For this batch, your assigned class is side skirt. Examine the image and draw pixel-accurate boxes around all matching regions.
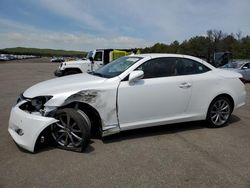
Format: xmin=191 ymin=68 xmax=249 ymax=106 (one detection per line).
xmin=102 ymin=124 xmax=120 ymax=137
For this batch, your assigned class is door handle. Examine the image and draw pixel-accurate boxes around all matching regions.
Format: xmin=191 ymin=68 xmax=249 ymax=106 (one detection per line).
xmin=179 ymin=82 xmax=192 ymax=88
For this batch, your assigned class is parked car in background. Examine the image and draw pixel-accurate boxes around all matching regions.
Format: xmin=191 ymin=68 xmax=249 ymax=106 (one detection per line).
xmin=9 ymin=54 xmax=246 ymax=153
xmin=0 ymin=54 xmax=9 ymax=61
xmin=0 ymin=54 xmax=37 ymax=61
xmin=51 ymin=57 xmax=65 ymax=63
xmin=221 ymin=61 xmax=250 ymax=82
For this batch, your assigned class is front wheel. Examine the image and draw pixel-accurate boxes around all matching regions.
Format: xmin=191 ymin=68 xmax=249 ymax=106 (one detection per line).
xmin=51 ymin=108 xmax=91 ymax=152
xmin=206 ymin=96 xmax=233 ymax=128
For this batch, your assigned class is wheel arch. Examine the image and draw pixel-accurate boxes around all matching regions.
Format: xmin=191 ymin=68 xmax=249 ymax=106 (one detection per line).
xmin=33 ymin=101 xmax=103 ymax=151
xmin=206 ymin=93 xmax=235 ymax=117
xmin=61 ymin=101 xmax=103 ymax=135
xmin=213 ymin=93 xmax=234 ymax=109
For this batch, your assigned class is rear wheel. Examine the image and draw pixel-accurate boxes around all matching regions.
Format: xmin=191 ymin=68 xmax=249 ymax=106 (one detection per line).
xmin=207 ymin=96 xmax=233 ymax=128
xmin=51 ymin=108 xmax=91 ymax=152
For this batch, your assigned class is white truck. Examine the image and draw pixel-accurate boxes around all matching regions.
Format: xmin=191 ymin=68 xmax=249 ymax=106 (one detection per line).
xmin=54 ymin=49 xmax=135 ymax=76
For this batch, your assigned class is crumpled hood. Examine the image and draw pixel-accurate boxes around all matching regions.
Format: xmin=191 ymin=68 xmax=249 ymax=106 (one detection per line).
xmin=23 ymin=73 xmax=107 ymax=98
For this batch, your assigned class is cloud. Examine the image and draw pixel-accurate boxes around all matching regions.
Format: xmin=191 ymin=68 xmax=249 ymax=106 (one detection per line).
xmin=0 ymin=18 xmax=37 ymax=32
xmin=35 ymin=0 xmax=107 ymax=33
xmin=1 ymin=0 xmax=250 ymax=50
xmin=33 ymin=0 xmax=250 ymax=42
xmin=0 ymin=18 xmax=151 ymax=50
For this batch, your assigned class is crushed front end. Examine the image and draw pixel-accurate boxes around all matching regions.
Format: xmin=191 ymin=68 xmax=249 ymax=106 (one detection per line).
xmin=8 ymin=95 xmax=58 ymax=152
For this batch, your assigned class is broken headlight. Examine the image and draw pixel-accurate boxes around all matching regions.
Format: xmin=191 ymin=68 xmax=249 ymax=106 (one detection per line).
xmin=31 ymin=96 xmax=52 ymax=111
xmin=19 ymin=96 xmax=52 ymax=113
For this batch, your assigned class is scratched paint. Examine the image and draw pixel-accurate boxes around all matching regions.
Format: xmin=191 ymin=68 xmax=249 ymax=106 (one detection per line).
xmin=64 ymin=89 xmax=119 ymax=132
xmin=65 ymin=90 xmax=100 ymax=104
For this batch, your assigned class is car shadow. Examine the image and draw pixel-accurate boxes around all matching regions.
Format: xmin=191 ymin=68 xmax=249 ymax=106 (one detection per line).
xmin=102 ymin=121 xmax=205 ymax=144
xmin=228 ymin=114 xmax=241 ymax=124
xmin=16 ymin=139 xmax=96 ymax=154
xmin=34 ymin=141 xmax=95 ymax=154
xmin=15 ymin=115 xmax=241 ymax=153
xmin=102 ymin=115 xmax=241 ymax=144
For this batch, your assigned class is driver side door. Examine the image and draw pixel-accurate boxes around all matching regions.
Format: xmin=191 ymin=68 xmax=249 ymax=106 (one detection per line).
xmin=117 ymin=57 xmax=192 ymax=130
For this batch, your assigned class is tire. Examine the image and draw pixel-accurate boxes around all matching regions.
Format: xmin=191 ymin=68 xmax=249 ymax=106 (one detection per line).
xmin=206 ymin=96 xmax=233 ymax=128
xmin=51 ymin=108 xmax=91 ymax=152
xmin=63 ymin=70 xmax=80 ymax=76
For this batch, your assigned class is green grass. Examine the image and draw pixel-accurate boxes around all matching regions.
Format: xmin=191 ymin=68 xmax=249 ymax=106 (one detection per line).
xmin=0 ymin=47 xmax=87 ymax=57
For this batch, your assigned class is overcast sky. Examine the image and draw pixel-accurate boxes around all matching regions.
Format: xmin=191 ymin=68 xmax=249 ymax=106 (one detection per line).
xmin=0 ymin=0 xmax=250 ymax=51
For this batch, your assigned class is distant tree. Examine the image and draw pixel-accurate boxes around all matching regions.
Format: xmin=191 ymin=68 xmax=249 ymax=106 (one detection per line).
xmin=233 ymin=36 xmax=250 ymax=59
xmin=141 ymin=29 xmax=250 ymax=60
xmin=169 ymin=40 xmax=180 ymax=53
xmin=236 ymin=31 xmax=242 ymax=41
xmin=219 ymin=34 xmax=237 ymax=52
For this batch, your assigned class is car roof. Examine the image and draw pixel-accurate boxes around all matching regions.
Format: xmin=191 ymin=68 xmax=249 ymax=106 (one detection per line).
xmin=130 ymin=53 xmax=215 ymax=69
xmin=131 ymin=53 xmax=184 ymax=58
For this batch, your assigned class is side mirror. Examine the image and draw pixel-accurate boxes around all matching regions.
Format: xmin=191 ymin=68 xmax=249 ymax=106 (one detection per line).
xmin=129 ymin=70 xmax=144 ymax=84
xmin=242 ymin=66 xmax=248 ymax=70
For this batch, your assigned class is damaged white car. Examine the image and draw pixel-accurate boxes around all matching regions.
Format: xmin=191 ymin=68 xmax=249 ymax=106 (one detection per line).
xmin=8 ymin=54 xmax=246 ymax=152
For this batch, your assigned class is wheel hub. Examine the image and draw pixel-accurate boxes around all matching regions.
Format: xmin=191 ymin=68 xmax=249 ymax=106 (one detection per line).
xmin=51 ymin=113 xmax=83 ymax=148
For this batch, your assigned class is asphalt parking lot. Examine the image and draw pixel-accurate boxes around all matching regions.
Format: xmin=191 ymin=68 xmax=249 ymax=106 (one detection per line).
xmin=0 ymin=60 xmax=250 ymax=188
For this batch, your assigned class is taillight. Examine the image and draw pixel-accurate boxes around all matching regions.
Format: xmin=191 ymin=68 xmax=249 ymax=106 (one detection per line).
xmin=239 ymin=77 xmax=246 ymax=84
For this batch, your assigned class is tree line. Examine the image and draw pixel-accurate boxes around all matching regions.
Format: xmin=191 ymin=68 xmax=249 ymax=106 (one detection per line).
xmin=141 ymin=30 xmax=250 ymax=61
xmin=1 ymin=30 xmax=249 ymax=60
xmin=0 ymin=47 xmax=87 ymax=57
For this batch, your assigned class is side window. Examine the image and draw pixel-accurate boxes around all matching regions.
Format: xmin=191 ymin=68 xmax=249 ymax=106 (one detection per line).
xmin=176 ymin=58 xmax=210 ymax=75
xmin=94 ymin=52 xmax=103 ymax=61
xmin=136 ymin=57 xmax=177 ymax=79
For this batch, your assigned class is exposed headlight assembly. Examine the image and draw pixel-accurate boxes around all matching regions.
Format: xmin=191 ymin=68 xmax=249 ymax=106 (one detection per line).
xmin=19 ymin=96 xmax=52 ymax=114
xmin=30 ymin=96 xmax=52 ymax=111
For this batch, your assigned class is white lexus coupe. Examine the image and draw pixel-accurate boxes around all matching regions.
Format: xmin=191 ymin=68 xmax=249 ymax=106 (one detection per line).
xmin=8 ymin=54 xmax=246 ymax=152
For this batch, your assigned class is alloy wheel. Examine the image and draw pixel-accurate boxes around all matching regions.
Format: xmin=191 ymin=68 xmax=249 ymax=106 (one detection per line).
xmin=51 ymin=112 xmax=83 ymax=148
xmin=210 ymin=99 xmax=231 ymax=126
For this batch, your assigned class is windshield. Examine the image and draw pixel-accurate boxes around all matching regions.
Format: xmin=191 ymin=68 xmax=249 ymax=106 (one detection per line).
xmin=91 ymin=56 xmax=142 ymax=78
xmin=222 ymin=62 xmax=244 ymax=69
xmin=86 ymin=51 xmax=94 ymax=59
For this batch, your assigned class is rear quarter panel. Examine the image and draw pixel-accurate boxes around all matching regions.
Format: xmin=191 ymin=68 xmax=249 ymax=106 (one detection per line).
xmin=186 ymin=70 xmax=246 ymax=120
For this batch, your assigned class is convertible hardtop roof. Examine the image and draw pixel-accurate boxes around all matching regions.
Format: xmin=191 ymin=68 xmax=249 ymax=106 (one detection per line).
xmin=130 ymin=53 xmax=188 ymax=58
xmin=130 ymin=53 xmax=215 ymax=69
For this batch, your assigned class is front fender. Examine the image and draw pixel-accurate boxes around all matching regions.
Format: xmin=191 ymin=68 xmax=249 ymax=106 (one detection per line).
xmin=45 ymin=79 xmax=121 ymax=130
xmin=63 ymin=89 xmax=118 ymax=129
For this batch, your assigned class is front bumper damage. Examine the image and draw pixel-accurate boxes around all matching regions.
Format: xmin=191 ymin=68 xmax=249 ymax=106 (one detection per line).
xmin=8 ymin=101 xmax=58 ymax=152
